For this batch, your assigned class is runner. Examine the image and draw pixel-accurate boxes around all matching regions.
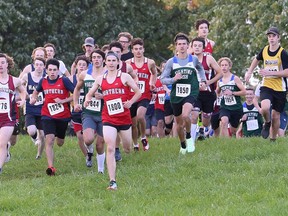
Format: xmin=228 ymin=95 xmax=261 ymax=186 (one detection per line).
xmin=84 ymin=51 xmax=141 ymax=190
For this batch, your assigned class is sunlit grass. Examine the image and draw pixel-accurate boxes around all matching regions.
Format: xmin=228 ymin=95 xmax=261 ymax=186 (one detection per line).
xmin=1 ymin=135 xmax=288 ymax=215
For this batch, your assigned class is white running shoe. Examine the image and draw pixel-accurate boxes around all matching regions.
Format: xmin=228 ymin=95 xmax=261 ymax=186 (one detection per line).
xmin=186 ymin=138 xmax=195 ymax=153
xmin=179 ymin=147 xmax=187 ymax=155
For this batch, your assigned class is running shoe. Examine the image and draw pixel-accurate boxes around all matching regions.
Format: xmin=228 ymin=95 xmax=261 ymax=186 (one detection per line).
xmin=179 ymin=147 xmax=187 ymax=155
xmin=46 ymin=167 xmax=56 ymax=176
xmin=198 ymin=127 xmax=205 ymax=141
xmin=261 ymin=122 xmax=271 ymax=139
xmin=35 ymin=155 xmax=41 ymax=160
xmin=134 ymin=144 xmax=139 ymax=152
xmin=86 ymin=152 xmax=93 ymax=167
xmin=107 ymin=180 xmax=117 ymax=190
xmin=186 ymin=138 xmax=195 ymax=153
xmin=141 ymin=138 xmax=150 ymax=151
xmin=115 ymin=148 xmax=122 ymax=162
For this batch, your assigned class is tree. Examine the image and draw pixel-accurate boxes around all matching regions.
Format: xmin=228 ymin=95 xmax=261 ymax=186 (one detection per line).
xmin=0 ymin=0 xmax=192 ymax=75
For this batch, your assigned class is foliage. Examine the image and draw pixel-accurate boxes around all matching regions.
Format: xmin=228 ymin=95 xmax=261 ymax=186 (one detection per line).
xmin=1 ymin=135 xmax=288 ymax=215
xmin=186 ymin=0 xmax=288 ymax=76
xmin=0 ymin=0 xmax=191 ymax=76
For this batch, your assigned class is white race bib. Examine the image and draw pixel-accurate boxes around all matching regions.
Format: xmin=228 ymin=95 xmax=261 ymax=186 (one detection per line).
xmin=158 ymin=93 xmax=165 ymax=105
xmin=131 ymin=81 xmax=145 ymax=93
xmin=86 ymin=98 xmax=101 ymax=112
xmin=224 ymin=95 xmax=236 ymax=106
xmin=246 ymin=119 xmax=259 ymax=131
xmin=107 ymin=98 xmax=124 ymax=115
xmin=78 ymin=95 xmax=84 ymax=106
xmin=176 ymin=84 xmax=191 ymax=97
xmin=264 ymin=65 xmax=278 ymax=78
xmin=0 ymin=98 xmax=9 ymax=113
xmin=48 ymin=103 xmax=64 ymax=116
xmin=30 ymin=92 xmax=44 ymax=106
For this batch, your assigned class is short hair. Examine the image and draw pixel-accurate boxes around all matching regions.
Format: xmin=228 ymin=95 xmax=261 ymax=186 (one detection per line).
xmin=131 ymin=38 xmax=144 ymax=48
xmin=46 ymin=58 xmax=60 ymax=69
xmin=245 ymin=86 xmax=255 ymax=92
xmin=191 ymin=37 xmax=206 ymax=49
xmin=44 ymin=43 xmax=56 ymax=52
xmin=174 ymin=32 xmax=190 ymax=43
xmin=75 ymin=55 xmax=90 ymax=66
xmin=109 ymin=41 xmax=123 ymax=52
xmin=34 ymin=57 xmax=46 ymax=65
xmin=101 ymin=44 xmax=110 ymax=53
xmin=90 ymin=49 xmax=105 ymax=61
xmin=31 ymin=47 xmax=47 ymax=60
xmin=195 ymin=19 xmax=210 ymax=30
xmin=117 ymin=32 xmax=133 ymax=42
xmin=105 ymin=51 xmax=120 ymax=61
xmin=0 ymin=53 xmax=15 ymax=70
xmin=218 ymin=57 xmax=233 ymax=67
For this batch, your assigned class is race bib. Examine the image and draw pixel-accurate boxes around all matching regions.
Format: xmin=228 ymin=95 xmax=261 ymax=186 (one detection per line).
xmin=131 ymin=81 xmax=145 ymax=93
xmin=158 ymin=93 xmax=165 ymax=105
xmin=78 ymin=95 xmax=84 ymax=105
xmin=107 ymin=98 xmax=124 ymax=115
xmin=216 ymin=97 xmax=222 ymax=106
xmin=246 ymin=119 xmax=259 ymax=131
xmin=224 ymin=95 xmax=236 ymax=106
xmin=86 ymin=98 xmax=101 ymax=112
xmin=264 ymin=65 xmax=278 ymax=78
xmin=48 ymin=103 xmax=64 ymax=116
xmin=0 ymin=98 xmax=9 ymax=113
xmin=30 ymin=92 xmax=44 ymax=106
xmin=176 ymin=84 xmax=191 ymax=97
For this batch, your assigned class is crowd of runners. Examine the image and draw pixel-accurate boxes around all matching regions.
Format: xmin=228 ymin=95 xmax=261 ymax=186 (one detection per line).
xmin=1 ymin=19 xmax=288 ymax=190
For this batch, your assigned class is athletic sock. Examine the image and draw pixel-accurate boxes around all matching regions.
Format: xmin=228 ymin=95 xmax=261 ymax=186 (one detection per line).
xmin=181 ymin=141 xmax=186 ymax=149
xmin=186 ymin=132 xmax=191 ymax=139
xmin=97 ymin=152 xmax=105 ymax=173
xmin=190 ymin=124 xmax=197 ymax=142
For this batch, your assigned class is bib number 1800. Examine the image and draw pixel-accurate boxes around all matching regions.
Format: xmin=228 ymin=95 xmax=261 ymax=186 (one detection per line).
xmin=107 ymin=98 xmax=124 ymax=115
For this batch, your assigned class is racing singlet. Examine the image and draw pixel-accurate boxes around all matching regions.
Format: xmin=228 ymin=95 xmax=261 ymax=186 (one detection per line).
xmin=41 ymin=76 xmax=71 ymax=119
xmin=170 ymin=54 xmax=199 ymax=103
xmin=154 ymin=77 xmax=165 ymax=111
xmin=101 ymin=70 xmax=132 ymax=125
xmin=0 ymin=75 xmax=16 ymax=122
xmin=130 ymin=57 xmax=152 ymax=101
xmin=204 ymin=40 xmax=213 ymax=54
xmin=82 ymin=67 xmax=103 ymax=116
xmin=262 ymin=45 xmax=286 ymax=91
xmin=26 ymin=73 xmax=43 ymax=116
xmin=219 ymin=75 xmax=242 ymax=110
xmin=242 ymin=102 xmax=263 ymax=137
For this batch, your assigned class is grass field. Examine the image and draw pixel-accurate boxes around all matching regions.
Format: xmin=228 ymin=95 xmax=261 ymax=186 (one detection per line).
xmin=1 ymin=135 xmax=288 ymax=216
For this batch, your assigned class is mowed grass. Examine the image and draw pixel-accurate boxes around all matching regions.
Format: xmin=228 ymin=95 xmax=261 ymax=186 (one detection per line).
xmin=1 ymin=135 xmax=288 ymax=216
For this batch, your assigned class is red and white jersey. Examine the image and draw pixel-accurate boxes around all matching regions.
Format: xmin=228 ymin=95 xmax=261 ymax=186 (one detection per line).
xmin=41 ymin=76 xmax=71 ymax=119
xmin=154 ymin=77 xmax=165 ymax=111
xmin=201 ymin=54 xmax=216 ymax=92
xmin=101 ymin=70 xmax=132 ymax=125
xmin=0 ymin=75 xmax=16 ymax=123
xmin=204 ymin=40 xmax=213 ymax=54
xmin=130 ymin=57 xmax=152 ymax=101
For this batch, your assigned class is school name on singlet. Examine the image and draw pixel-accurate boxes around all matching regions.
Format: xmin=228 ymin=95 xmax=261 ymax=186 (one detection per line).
xmin=102 ymin=88 xmax=125 ymax=96
xmin=0 ymin=88 xmax=14 ymax=94
xmin=221 ymin=85 xmax=234 ymax=91
xmin=44 ymin=89 xmax=64 ymax=94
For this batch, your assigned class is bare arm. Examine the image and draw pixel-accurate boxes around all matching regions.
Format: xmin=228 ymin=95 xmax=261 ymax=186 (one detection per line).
xmin=148 ymin=59 xmax=157 ymax=91
xmin=14 ymin=77 xmax=27 ymax=107
xmin=234 ymin=76 xmax=246 ymax=96
xmin=73 ymin=71 xmax=86 ymax=111
xmin=122 ymin=73 xmax=142 ymax=108
xmin=126 ymin=64 xmax=138 ymax=83
xmin=207 ymin=55 xmax=223 ymax=86
xmin=83 ymin=76 xmax=101 ymax=107
xmin=245 ymin=57 xmax=259 ymax=82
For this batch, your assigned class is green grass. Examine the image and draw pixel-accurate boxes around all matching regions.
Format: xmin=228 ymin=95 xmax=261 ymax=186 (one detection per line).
xmin=1 ymin=135 xmax=288 ymax=215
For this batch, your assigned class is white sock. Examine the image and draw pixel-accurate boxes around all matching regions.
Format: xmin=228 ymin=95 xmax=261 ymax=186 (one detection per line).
xmin=190 ymin=124 xmax=197 ymax=142
xmin=97 ymin=152 xmax=105 ymax=173
xmin=86 ymin=144 xmax=94 ymax=154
